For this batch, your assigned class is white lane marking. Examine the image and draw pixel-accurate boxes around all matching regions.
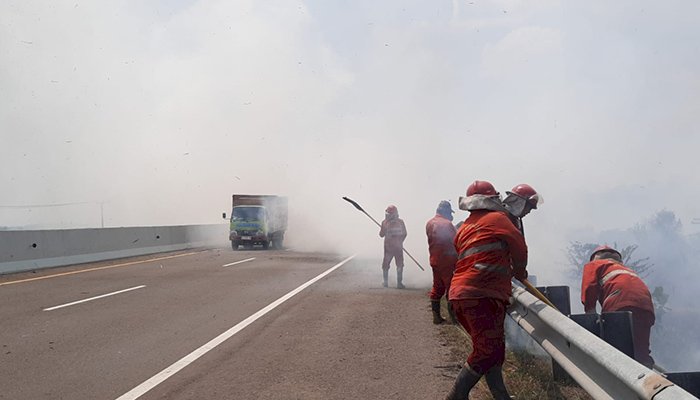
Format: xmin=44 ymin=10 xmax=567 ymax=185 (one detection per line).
xmin=0 ymin=251 xmax=205 ymax=287
xmin=222 ymin=257 xmax=256 ymax=267
xmin=43 ymin=285 xmax=146 ymax=311
xmin=115 ymin=255 xmax=356 ymax=400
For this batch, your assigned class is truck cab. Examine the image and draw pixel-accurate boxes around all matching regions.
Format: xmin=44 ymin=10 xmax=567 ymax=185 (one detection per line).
xmin=227 ymin=195 xmax=288 ymax=250
xmin=230 ymin=206 xmax=269 ymax=249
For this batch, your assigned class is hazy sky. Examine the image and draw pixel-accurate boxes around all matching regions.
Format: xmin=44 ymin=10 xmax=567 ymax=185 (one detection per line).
xmin=2 ymin=0 xmax=700 ymax=284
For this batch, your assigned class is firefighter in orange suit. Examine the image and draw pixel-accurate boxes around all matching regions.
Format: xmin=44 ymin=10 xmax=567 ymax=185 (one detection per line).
xmin=445 ymin=180 xmax=528 ymax=400
xmin=379 ymin=205 xmax=407 ymax=289
xmin=426 ymin=200 xmax=458 ymax=324
xmin=581 ymin=245 xmax=655 ymax=367
xmin=502 ymin=183 xmax=542 ymax=233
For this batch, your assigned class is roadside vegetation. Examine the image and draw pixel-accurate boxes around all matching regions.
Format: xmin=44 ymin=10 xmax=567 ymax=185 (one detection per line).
xmin=437 ymin=308 xmax=592 ymax=400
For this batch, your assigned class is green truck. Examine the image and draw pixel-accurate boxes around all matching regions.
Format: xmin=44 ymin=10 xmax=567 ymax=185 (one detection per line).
xmin=226 ymin=195 xmax=288 ymax=250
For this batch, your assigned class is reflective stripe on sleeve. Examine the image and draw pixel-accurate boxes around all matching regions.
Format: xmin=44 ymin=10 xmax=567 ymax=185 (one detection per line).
xmin=599 ymin=269 xmax=639 ymax=286
xmin=458 ymin=241 xmax=506 ymax=260
xmin=473 ymin=263 xmax=511 ymax=276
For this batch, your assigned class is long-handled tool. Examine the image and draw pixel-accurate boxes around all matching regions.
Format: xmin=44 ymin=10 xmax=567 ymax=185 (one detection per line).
xmin=519 ymin=277 xmax=558 ymax=309
xmin=342 ymin=196 xmax=425 ymax=271
xmin=513 ymin=216 xmax=559 ymax=311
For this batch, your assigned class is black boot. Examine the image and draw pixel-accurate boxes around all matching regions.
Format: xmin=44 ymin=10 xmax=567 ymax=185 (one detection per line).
xmin=396 ymin=267 xmax=405 ymax=289
xmin=447 ymin=301 xmax=458 ymax=325
xmin=382 ymin=269 xmax=388 ymax=288
xmin=445 ymin=365 xmax=482 ymax=400
xmin=485 ymin=365 xmax=512 ymax=400
xmin=431 ymin=300 xmax=445 ymax=324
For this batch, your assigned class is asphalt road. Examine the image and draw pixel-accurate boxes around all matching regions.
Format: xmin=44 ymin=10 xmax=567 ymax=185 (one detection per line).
xmin=0 ymin=248 xmax=456 ymax=400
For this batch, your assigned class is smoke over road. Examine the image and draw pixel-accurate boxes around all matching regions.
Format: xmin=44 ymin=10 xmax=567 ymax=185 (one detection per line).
xmin=2 ymin=0 xmax=700 ymax=367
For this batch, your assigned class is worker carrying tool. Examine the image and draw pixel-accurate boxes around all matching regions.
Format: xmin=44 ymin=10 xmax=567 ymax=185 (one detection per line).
xmin=581 ymin=245 xmax=656 ymax=367
xmin=446 ymin=180 xmax=528 ymax=400
xmin=425 ymin=200 xmax=458 ymax=324
xmin=379 ymin=205 xmax=408 ymax=289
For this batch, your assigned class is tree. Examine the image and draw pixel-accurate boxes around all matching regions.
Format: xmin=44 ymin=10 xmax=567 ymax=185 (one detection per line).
xmin=617 ymin=244 xmax=653 ymax=278
xmin=651 ymin=286 xmax=670 ymax=324
xmin=565 ymin=241 xmax=598 ymax=279
xmin=566 ymin=241 xmax=653 ymax=280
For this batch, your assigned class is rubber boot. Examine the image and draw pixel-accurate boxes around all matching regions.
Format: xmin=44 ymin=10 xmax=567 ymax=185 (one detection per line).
xmin=447 ymin=301 xmax=458 ymax=325
xmin=396 ymin=268 xmax=405 ymax=289
xmin=485 ymin=365 xmax=512 ymax=400
xmin=382 ymin=269 xmax=389 ymax=288
xmin=431 ymin=300 xmax=445 ymax=324
xmin=445 ymin=365 xmax=482 ymax=400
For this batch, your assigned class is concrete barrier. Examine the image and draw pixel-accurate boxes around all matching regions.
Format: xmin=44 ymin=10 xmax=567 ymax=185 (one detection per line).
xmin=0 ymin=224 xmax=228 ymax=275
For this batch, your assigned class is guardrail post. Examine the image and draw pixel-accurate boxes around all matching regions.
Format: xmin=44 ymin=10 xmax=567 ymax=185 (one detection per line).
xmin=667 ymin=373 xmax=700 ymax=397
xmin=570 ymin=312 xmax=635 ymax=358
xmin=535 ymin=285 xmax=571 ymax=315
xmin=600 ymin=311 xmax=635 ymax=358
xmin=534 ymin=285 xmax=573 ymax=381
xmin=508 ymin=285 xmax=698 ymax=399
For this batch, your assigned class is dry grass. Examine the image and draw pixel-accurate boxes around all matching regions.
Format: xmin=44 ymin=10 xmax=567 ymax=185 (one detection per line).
xmin=438 ymin=303 xmax=592 ymax=400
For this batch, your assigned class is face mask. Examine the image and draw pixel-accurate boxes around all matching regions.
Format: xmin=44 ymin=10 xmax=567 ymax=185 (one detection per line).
xmin=502 ymin=194 xmax=530 ymax=218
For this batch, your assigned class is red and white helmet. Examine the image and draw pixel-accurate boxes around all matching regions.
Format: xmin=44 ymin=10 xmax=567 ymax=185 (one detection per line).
xmin=508 ymin=183 xmax=543 ymax=209
xmin=589 ymin=245 xmax=622 ymax=261
xmin=466 ymin=180 xmax=498 ymax=197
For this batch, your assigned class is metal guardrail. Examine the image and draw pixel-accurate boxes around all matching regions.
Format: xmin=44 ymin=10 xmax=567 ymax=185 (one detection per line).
xmin=508 ymin=285 xmax=698 ymax=400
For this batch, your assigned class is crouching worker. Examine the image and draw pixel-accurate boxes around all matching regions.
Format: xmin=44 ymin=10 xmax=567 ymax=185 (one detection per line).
xmin=446 ymin=181 xmax=528 ymax=400
xmin=582 ymin=245 xmax=655 ymax=367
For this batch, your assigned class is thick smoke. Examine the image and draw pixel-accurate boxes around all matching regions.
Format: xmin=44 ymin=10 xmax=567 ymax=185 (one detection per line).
xmin=1 ymin=0 xmax=700 ymax=348
xmin=565 ymin=210 xmax=700 ymax=371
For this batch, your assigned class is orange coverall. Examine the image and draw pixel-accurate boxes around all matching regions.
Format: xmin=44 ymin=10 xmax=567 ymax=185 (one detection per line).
xmin=425 ymin=214 xmax=457 ymax=300
xmin=449 ymin=209 xmax=527 ymax=374
xmin=581 ymin=259 xmax=655 ymax=367
xmin=379 ymin=218 xmax=407 ymax=270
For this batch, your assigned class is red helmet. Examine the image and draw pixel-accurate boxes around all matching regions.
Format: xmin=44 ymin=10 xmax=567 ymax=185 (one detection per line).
xmin=385 ymin=205 xmax=398 ymax=214
xmin=589 ymin=245 xmax=622 ymax=261
xmin=466 ymin=180 xmax=498 ymax=196
xmin=510 ymin=183 xmax=542 ymax=209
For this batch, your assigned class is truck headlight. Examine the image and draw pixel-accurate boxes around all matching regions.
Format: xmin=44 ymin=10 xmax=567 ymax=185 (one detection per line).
xmin=256 ymin=230 xmax=265 ymax=236
xmin=230 ymin=230 xmax=238 ymax=236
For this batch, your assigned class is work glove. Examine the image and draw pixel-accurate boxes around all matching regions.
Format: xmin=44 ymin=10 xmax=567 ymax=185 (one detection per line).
xmin=513 ymin=268 xmax=528 ymax=281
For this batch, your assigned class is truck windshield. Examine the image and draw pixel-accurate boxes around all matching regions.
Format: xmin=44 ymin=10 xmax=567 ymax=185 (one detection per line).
xmin=232 ymin=207 xmax=265 ymax=221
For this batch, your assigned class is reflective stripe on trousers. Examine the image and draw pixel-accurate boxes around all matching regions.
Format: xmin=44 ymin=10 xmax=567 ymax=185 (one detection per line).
xmin=458 ymin=241 xmax=506 ymax=260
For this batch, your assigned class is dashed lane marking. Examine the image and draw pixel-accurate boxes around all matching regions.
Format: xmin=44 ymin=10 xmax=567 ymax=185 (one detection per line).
xmin=43 ymin=285 xmax=146 ymax=311
xmin=0 ymin=251 xmax=205 ymax=287
xmin=222 ymin=257 xmax=256 ymax=267
xmin=115 ymin=255 xmax=356 ymax=400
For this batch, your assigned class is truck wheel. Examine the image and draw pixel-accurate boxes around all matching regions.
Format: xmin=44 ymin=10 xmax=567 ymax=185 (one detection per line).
xmin=231 ymin=241 xmax=240 ymax=250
